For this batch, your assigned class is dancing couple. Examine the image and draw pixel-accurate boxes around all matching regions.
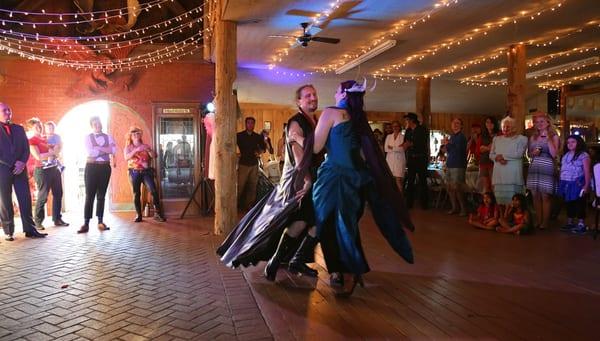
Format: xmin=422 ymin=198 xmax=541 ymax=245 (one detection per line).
xmin=217 ymin=80 xmax=414 ymax=296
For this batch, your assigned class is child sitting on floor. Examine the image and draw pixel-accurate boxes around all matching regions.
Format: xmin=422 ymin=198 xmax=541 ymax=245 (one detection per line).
xmin=468 ymin=192 xmax=499 ymax=230
xmin=497 ymin=193 xmax=533 ymax=235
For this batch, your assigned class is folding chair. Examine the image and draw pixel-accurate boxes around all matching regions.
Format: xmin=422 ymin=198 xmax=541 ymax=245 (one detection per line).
xmin=427 ymin=169 xmax=448 ymax=209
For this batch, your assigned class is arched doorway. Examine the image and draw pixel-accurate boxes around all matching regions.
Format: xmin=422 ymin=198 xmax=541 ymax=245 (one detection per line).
xmin=58 ymin=100 xmax=148 ymax=213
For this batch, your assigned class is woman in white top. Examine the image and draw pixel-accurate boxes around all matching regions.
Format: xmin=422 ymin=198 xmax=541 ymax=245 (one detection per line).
xmin=490 ymin=116 xmax=528 ymax=206
xmin=384 ymin=120 xmax=406 ymax=191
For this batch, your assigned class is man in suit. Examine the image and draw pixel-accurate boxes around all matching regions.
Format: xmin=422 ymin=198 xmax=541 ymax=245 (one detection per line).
xmin=0 ymin=102 xmax=47 ymax=240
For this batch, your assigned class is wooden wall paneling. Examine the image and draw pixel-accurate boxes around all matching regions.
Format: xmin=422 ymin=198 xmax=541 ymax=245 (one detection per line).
xmin=238 ymin=103 xmax=297 ymax=164
xmin=238 ymin=104 xmax=494 ymax=149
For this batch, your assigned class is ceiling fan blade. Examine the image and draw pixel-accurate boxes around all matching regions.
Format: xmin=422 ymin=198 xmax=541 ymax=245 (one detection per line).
xmin=311 ymin=37 xmax=340 ymax=44
xmin=286 ymin=9 xmax=319 ymax=17
xmin=307 ymin=25 xmax=322 ymax=36
xmin=268 ymin=35 xmax=297 ymax=39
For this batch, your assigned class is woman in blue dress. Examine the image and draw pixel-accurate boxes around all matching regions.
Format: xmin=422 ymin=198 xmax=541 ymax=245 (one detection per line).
xmin=292 ymin=79 xmax=415 ymax=296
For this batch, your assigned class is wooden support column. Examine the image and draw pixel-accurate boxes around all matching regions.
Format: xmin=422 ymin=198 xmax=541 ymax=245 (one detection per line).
xmin=416 ymin=76 xmax=431 ymax=128
xmin=213 ymin=0 xmax=237 ymax=235
xmin=506 ymin=44 xmax=526 ymax=134
xmin=559 ymin=85 xmax=576 ymax=138
xmin=203 ymin=0 xmax=213 ymax=61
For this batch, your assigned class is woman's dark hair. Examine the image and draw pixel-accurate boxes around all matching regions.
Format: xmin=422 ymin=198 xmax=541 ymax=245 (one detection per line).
xmin=483 ymin=191 xmax=497 ymax=207
xmin=339 ymin=80 xmax=366 ymax=130
xmin=563 ymin=134 xmax=587 ymax=161
xmin=511 ymin=193 xmax=528 ymax=211
xmin=337 ymin=79 xmax=415 ymax=233
xmin=481 ymin=116 xmax=500 ymax=140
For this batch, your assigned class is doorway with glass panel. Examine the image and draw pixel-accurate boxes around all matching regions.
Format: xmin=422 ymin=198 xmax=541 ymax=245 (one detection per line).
xmin=153 ymin=103 xmax=202 ymax=216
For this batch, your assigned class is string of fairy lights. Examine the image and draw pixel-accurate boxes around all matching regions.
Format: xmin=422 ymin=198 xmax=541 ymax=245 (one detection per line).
xmin=266 ymin=0 xmax=597 ymax=89
xmin=1 ymin=5 xmax=204 ymax=42
xmin=371 ymin=14 xmax=600 ymax=89
xmin=0 ymin=39 xmax=203 ymax=71
xmin=538 ymin=71 xmax=600 ymax=89
xmin=461 ymin=46 xmax=599 ymax=81
xmin=371 ymin=1 xmax=566 ymax=78
xmin=0 ymin=0 xmax=169 ymax=17
xmin=460 ymin=46 xmax=599 ymax=83
xmin=463 ymin=64 xmax=600 ymax=89
xmin=267 ymin=0 xmax=350 ymax=69
xmin=1 ymin=34 xmax=203 ymax=70
xmin=0 ymin=1 xmax=206 ymax=70
xmin=0 ymin=0 xmax=174 ymax=27
xmin=317 ymin=0 xmax=461 ymax=74
xmin=413 ymin=21 xmax=600 ymax=81
xmin=268 ymin=0 xmax=461 ymax=71
xmin=0 ymin=17 xmax=203 ymax=54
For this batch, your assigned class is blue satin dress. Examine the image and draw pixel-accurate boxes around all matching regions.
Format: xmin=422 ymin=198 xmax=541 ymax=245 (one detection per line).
xmin=313 ymin=120 xmax=414 ymax=276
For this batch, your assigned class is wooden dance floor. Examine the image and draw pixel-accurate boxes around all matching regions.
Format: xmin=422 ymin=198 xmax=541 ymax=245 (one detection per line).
xmin=242 ymin=208 xmax=600 ymax=340
xmin=0 ymin=209 xmax=598 ymax=340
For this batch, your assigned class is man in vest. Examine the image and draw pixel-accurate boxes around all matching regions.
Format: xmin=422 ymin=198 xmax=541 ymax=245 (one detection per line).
xmin=78 ymin=116 xmax=117 ymax=233
xmin=264 ymin=84 xmax=322 ymax=281
xmin=0 ymin=102 xmax=47 ymax=240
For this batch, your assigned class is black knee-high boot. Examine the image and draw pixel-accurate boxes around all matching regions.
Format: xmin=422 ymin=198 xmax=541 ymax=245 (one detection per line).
xmin=288 ymin=235 xmax=318 ymax=277
xmin=264 ymin=233 xmax=297 ymax=281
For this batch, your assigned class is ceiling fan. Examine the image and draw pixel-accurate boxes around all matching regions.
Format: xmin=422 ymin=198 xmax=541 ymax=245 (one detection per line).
xmin=269 ymin=22 xmax=340 ymax=48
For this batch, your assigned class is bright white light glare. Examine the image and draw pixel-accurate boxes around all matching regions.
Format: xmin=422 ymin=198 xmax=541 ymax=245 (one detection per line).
xmin=574 ymin=131 xmax=580 ymax=135
xmin=206 ymin=102 xmax=215 ymax=112
xmin=57 ymin=100 xmax=110 ymax=211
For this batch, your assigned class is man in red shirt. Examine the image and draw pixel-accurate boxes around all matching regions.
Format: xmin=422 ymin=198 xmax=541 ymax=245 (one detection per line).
xmin=0 ymin=103 xmax=46 ymax=240
xmin=26 ymin=118 xmax=68 ymax=230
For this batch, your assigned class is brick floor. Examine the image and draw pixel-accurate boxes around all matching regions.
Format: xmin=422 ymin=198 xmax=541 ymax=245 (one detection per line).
xmin=0 ymin=213 xmax=272 ymax=340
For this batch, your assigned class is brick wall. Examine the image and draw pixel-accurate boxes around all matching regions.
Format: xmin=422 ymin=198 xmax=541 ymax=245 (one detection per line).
xmin=0 ymin=58 xmax=215 ymax=126
xmin=0 ymin=58 xmax=215 ymax=209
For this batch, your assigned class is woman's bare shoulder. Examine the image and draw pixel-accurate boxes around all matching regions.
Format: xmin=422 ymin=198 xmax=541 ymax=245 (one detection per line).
xmin=322 ymin=106 xmax=345 ymax=115
xmin=324 ymin=106 xmax=349 ymax=120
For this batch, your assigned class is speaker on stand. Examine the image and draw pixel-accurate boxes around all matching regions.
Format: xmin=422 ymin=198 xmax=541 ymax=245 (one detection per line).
xmin=180 ymin=104 xmax=215 ymax=218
